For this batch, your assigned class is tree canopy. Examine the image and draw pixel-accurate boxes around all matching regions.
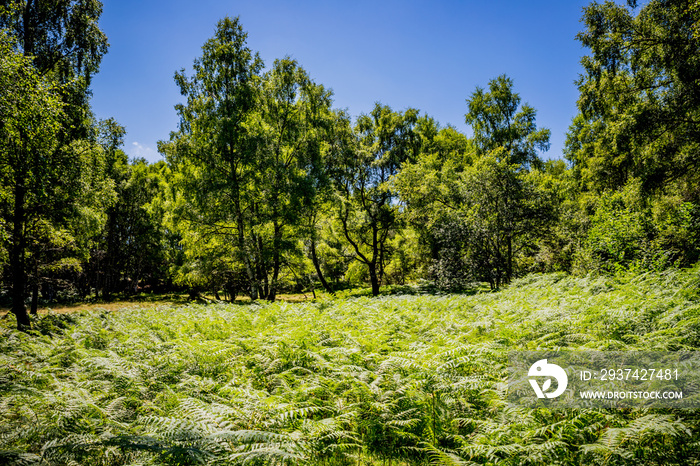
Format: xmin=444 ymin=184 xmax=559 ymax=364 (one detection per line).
xmin=1 ymin=1 xmax=700 ymax=325
xmin=566 ymin=0 xmax=700 ymax=193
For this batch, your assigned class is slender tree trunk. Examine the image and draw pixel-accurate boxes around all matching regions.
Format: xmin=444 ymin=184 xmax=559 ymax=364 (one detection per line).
xmin=268 ymin=221 xmax=281 ymax=301
xmin=268 ymin=266 xmax=278 ymax=301
xmin=378 ymin=244 xmax=385 ymax=285
xmin=506 ymin=235 xmax=513 ymax=283
xmin=232 ymin=168 xmax=257 ymax=300
xmin=103 ymin=211 xmax=116 ymax=300
xmin=370 ymin=225 xmax=381 ymax=296
xmin=22 ymin=1 xmax=34 ymax=57
xmin=310 ymin=236 xmax=333 ymax=294
xmin=30 ymin=283 xmax=38 ymax=315
xmin=255 ymin=231 xmax=269 ymax=298
xmin=369 ymin=264 xmax=380 ymax=297
xmin=10 ymin=182 xmax=30 ymax=330
xmin=267 ymin=272 xmax=277 ymax=301
xmin=30 ymin=258 xmax=39 ymax=315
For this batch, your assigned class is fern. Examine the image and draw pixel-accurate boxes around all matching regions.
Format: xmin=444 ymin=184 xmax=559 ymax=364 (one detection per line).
xmin=3 ymin=269 xmax=700 ymax=464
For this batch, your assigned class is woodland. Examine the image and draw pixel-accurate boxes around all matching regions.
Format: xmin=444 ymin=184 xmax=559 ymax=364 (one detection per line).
xmin=2 ymin=0 xmax=700 ymax=464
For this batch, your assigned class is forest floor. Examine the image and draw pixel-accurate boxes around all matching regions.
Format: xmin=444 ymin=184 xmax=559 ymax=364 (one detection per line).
xmin=0 ymin=282 xmax=441 ymax=320
xmin=0 ymin=301 xmax=165 ymax=316
xmin=0 ymin=292 xmax=321 ymax=319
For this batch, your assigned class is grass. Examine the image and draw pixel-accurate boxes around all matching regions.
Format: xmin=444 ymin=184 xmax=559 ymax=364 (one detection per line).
xmin=1 ymin=267 xmax=700 ymax=464
xmin=0 ymin=291 xmax=321 ymax=318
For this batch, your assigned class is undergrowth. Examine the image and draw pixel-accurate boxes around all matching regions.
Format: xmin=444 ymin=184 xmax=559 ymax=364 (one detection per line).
xmin=1 ymin=267 xmax=700 ymax=465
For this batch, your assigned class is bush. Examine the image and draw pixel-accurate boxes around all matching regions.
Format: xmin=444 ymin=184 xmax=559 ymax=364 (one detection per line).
xmin=575 ymin=180 xmax=700 ymax=274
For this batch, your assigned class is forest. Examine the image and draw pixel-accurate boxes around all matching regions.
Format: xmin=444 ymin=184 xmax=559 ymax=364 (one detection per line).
xmin=1 ymin=0 xmax=700 ymax=464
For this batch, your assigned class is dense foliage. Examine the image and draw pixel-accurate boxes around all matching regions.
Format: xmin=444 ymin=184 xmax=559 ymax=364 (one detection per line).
xmin=2 ymin=269 xmax=700 ymax=465
xmin=1 ymin=2 xmax=700 ymax=463
xmin=3 ymin=1 xmax=700 ymax=320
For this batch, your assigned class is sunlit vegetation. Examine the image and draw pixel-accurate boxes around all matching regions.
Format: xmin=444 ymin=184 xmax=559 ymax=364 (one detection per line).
xmin=3 ymin=0 xmax=700 ymax=329
xmin=3 ymin=0 xmax=700 ymax=464
xmin=2 ymin=268 xmax=700 ymax=464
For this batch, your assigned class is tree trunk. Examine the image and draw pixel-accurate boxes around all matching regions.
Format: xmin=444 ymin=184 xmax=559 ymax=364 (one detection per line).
xmin=30 ymin=283 xmax=38 ymax=315
xmin=310 ymin=236 xmax=333 ymax=294
xmin=506 ymin=234 xmax=513 ymax=284
xmin=268 ymin=222 xmax=281 ymax=302
xmin=255 ymin=232 xmax=269 ymax=298
xmin=225 ymin=282 xmax=236 ymax=302
xmin=378 ymin=244 xmax=385 ymax=286
xmin=103 ymin=210 xmax=117 ymax=300
xmin=369 ymin=264 xmax=380 ymax=296
xmin=232 ymin=170 xmax=257 ymax=300
xmin=369 ymin=224 xmax=381 ymax=296
xmin=30 ymin=258 xmax=39 ymax=315
xmin=10 ymin=182 xmax=30 ymax=331
xmin=22 ymin=0 xmax=35 ymax=57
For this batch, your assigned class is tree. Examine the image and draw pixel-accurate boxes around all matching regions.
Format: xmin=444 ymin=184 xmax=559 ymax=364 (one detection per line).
xmin=162 ymin=17 xmax=335 ymax=301
xmin=393 ymin=117 xmax=475 ymax=287
xmin=465 ymin=74 xmax=550 ymax=168
xmin=160 ymin=16 xmax=263 ymax=299
xmin=0 ymin=32 xmax=64 ymax=329
xmin=333 ymin=103 xmax=419 ymax=296
xmin=0 ymin=0 xmax=108 ymax=78
xmin=78 ymin=117 xmax=127 ymax=298
xmin=91 ymin=158 xmax=170 ymax=298
xmin=463 ymin=76 xmax=552 ymax=285
xmin=249 ymin=57 xmax=336 ymax=300
xmin=0 ymin=2 xmax=109 ymax=328
xmin=300 ymin=110 xmax=358 ymax=295
xmin=1 ymin=0 xmax=109 ymax=140
xmin=398 ymin=147 xmax=557 ymax=290
xmin=454 ymin=151 xmax=556 ymax=288
xmin=397 ymin=78 xmax=554 ymax=289
xmin=563 ymin=0 xmax=700 ymax=274
xmin=566 ymin=0 xmax=700 ymax=193
xmin=24 ymin=136 xmax=114 ymax=309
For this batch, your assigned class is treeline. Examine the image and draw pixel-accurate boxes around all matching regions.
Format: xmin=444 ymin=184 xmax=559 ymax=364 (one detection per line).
xmin=2 ymin=0 xmax=700 ymax=330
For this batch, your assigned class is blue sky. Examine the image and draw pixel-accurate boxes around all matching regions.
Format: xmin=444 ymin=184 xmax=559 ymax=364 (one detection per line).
xmin=90 ymin=0 xmax=593 ymax=163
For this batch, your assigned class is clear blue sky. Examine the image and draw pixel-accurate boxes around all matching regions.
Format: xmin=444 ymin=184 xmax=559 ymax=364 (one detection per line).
xmin=90 ymin=0 xmax=593 ymax=163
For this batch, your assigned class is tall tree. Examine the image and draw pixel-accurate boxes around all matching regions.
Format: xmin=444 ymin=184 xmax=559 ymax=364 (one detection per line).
xmin=0 ymin=0 xmax=107 ymax=77
xmin=0 ymin=32 xmax=64 ymax=329
xmin=333 ymin=103 xmax=419 ymax=296
xmin=91 ymin=118 xmax=128 ymax=298
xmin=161 ymin=17 xmax=334 ymax=301
xmin=397 ymin=78 xmax=553 ymax=289
xmin=466 ymin=74 xmax=550 ymax=168
xmin=92 ymin=157 xmax=169 ymax=298
xmin=0 ymin=0 xmax=109 ymax=140
xmin=455 ymin=151 xmax=556 ymax=288
xmin=0 ymin=1 xmax=109 ymax=329
xmin=160 ymin=16 xmax=264 ymax=299
xmin=565 ymin=0 xmax=700 ymax=193
xmin=394 ymin=118 xmax=476 ymax=289
xmin=463 ymin=75 xmax=551 ymax=284
xmin=249 ymin=57 xmax=335 ymax=300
